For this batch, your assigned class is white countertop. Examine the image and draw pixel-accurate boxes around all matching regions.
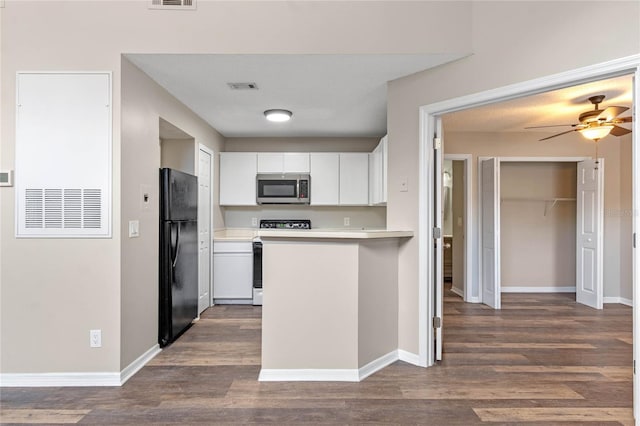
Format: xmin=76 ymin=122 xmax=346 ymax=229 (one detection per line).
xmin=214 ymin=228 xmax=413 ymax=241
xmin=257 ymin=229 xmax=413 ymax=239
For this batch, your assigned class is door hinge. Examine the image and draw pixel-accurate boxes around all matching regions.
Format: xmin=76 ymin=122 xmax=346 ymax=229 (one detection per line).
xmin=433 ymin=137 xmax=442 ymax=150
xmin=634 ymin=233 xmax=636 ymax=249
xmin=634 ymin=360 xmax=636 ymax=375
xmin=433 ymin=227 xmax=441 ymax=239
xmin=433 ymin=316 xmax=442 ymax=329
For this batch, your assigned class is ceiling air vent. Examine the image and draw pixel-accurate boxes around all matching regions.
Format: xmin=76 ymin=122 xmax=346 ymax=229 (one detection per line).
xmin=149 ymin=0 xmax=196 ymax=10
xmin=227 ymin=82 xmax=259 ymax=90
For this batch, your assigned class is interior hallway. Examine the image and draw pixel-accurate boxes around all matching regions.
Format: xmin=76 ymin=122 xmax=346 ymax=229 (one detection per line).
xmin=0 ymin=291 xmax=632 ymax=424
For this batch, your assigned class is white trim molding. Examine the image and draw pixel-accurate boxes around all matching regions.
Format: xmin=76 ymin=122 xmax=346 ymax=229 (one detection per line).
xmin=501 ymin=286 xmax=576 ymax=293
xmin=450 ymin=286 xmax=465 ymax=298
xmin=0 ymin=344 xmax=161 ymax=387
xmin=120 ymin=344 xmax=161 ymax=385
xmin=0 ymin=372 xmax=121 ymax=387
xmin=418 ymin=54 xmax=640 ymax=372
xmin=397 ymin=349 xmax=421 ymax=366
xmin=259 ymin=350 xmax=401 ymax=382
xmin=358 ymin=351 xmax=399 ymax=381
xmin=259 ymin=368 xmax=360 ymax=382
xmin=604 ymin=297 xmax=633 ymax=307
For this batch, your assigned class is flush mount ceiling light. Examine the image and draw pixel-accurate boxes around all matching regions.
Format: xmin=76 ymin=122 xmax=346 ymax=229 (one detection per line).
xmin=264 ymin=109 xmax=292 ymax=123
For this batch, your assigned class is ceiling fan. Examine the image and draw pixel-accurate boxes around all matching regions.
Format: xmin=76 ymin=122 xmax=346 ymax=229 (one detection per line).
xmin=526 ymin=95 xmax=633 ymax=142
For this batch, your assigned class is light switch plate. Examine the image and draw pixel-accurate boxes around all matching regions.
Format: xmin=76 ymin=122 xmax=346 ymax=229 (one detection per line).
xmin=399 ymin=176 xmax=408 ymax=192
xmin=128 ymin=220 xmax=140 ymax=238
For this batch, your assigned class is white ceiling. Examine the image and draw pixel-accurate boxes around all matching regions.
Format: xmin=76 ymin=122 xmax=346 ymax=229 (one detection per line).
xmin=443 ymin=74 xmax=634 ymax=135
xmin=126 ymin=54 xmax=466 ymax=138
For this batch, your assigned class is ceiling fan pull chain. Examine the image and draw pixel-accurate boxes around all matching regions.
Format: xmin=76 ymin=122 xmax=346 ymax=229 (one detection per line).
xmin=595 ymin=142 xmax=599 ymax=170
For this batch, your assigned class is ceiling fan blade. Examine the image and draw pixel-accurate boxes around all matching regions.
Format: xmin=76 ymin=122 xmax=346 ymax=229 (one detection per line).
xmin=614 ymin=116 xmax=633 ymax=123
xmin=539 ymin=129 xmax=578 ymax=141
xmin=610 ymin=124 xmax=632 ymax=137
xmin=597 ymin=105 xmax=629 ymax=121
xmin=525 ymin=124 xmax=577 ymax=129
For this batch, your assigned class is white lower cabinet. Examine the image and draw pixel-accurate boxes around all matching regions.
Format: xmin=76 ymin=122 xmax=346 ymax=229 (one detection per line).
xmin=213 ymin=241 xmax=253 ymax=301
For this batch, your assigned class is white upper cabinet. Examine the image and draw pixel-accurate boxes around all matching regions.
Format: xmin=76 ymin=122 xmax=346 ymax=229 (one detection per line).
xmin=310 ymin=153 xmax=340 ymax=205
xmin=369 ymin=135 xmax=388 ymax=205
xmin=219 ymin=152 xmax=257 ymax=205
xmin=339 ymin=153 xmax=369 ymax=205
xmin=284 ymin=153 xmax=310 ymax=173
xmin=257 ymin=153 xmax=310 ymax=173
xmin=257 ymin=153 xmax=283 ymax=173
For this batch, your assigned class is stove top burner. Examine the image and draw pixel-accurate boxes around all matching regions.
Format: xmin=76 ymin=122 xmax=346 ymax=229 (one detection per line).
xmin=259 ymin=219 xmax=311 ymax=230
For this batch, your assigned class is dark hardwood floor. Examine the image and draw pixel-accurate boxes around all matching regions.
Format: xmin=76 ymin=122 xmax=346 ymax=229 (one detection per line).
xmin=1 ymin=287 xmax=633 ymax=424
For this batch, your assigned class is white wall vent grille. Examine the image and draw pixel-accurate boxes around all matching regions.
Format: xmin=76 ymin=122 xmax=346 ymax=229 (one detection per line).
xmin=149 ymin=0 xmax=196 ymax=10
xmin=16 ymin=73 xmax=111 ymax=238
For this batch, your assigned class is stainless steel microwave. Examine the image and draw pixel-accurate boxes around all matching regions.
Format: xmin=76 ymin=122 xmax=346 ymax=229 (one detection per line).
xmin=256 ymin=173 xmax=310 ymax=204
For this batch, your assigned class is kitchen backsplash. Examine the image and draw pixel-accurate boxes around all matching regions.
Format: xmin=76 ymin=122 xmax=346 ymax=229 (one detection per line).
xmin=223 ymin=206 xmax=386 ymax=229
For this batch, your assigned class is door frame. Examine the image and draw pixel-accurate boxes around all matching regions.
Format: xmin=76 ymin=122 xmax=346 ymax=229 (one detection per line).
xmin=443 ymin=154 xmax=474 ymax=302
xmin=417 ymin=55 xmax=639 ymax=379
xmin=477 ymin=156 xmax=598 ymax=309
xmin=197 ymin=144 xmax=215 ymax=309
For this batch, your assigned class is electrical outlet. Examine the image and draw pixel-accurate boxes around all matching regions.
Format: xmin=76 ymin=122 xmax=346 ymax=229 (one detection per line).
xmin=344 ymin=217 xmax=350 ymax=226
xmin=251 ymin=217 xmax=258 ymax=227
xmin=90 ymin=330 xmax=102 ymax=348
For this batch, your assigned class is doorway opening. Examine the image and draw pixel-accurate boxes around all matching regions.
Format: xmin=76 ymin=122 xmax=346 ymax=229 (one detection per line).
xmin=418 ymin=57 xmax=639 ymax=415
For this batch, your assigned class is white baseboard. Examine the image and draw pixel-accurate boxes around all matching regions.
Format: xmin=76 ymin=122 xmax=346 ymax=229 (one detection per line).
xmin=120 ymin=344 xmax=161 ymax=385
xmin=450 ymin=286 xmax=464 ymax=298
xmin=501 ymin=286 xmax=576 ymax=293
xmin=398 ymin=349 xmax=421 ymax=366
xmin=259 ymin=368 xmax=360 ymax=382
xmin=604 ymin=297 xmax=633 ymax=307
xmin=0 ymin=372 xmax=121 ymax=387
xmin=0 ymin=344 xmax=161 ymax=387
xmin=358 ymin=350 xmax=399 ymax=381
xmin=259 ymin=350 xmax=400 ymax=382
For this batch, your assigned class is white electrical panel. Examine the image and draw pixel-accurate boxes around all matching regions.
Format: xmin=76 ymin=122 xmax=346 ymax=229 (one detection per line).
xmin=15 ymin=72 xmax=112 ymax=237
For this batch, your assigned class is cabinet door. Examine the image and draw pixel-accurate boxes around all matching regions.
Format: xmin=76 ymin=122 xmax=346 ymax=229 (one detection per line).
xmin=219 ymin=152 xmax=257 ymax=205
xmin=380 ymin=135 xmax=388 ymax=203
xmin=213 ymin=253 xmax=253 ymax=299
xmin=257 ymin=153 xmax=283 ymax=173
xmin=339 ymin=153 xmax=369 ymax=205
xmin=310 ymin=153 xmax=339 ymax=205
xmin=283 ymin=153 xmax=310 ymax=173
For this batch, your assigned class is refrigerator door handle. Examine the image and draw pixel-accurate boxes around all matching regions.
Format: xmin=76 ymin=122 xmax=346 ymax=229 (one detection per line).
xmin=172 ymin=222 xmax=181 ymax=268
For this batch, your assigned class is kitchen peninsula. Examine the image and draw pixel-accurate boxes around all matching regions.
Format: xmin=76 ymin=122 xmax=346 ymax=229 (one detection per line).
xmin=257 ymin=229 xmax=413 ymax=382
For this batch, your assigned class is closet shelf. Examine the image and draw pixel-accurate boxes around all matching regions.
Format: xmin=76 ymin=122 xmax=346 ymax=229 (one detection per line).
xmin=500 ymin=197 xmax=576 ymax=216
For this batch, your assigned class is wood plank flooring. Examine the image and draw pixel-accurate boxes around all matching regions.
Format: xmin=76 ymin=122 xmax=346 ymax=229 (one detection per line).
xmin=0 ymin=289 xmax=633 ymax=424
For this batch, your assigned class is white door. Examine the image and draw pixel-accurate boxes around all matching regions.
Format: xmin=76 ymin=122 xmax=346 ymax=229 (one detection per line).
xmin=198 ymin=147 xmax=213 ymax=314
xmin=481 ymin=158 xmax=501 ymax=309
xmin=434 ymin=122 xmax=444 ymax=361
xmin=576 ymin=158 xmax=604 ymax=309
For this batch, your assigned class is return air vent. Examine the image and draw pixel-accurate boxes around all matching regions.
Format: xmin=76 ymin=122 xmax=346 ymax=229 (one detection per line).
xmin=149 ymin=0 xmax=196 ymax=10
xmin=24 ymin=188 xmax=102 ymax=230
xmin=227 ymin=82 xmax=259 ymax=90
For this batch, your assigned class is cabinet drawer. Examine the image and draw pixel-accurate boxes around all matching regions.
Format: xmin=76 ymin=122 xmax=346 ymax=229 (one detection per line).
xmin=213 ymin=241 xmax=253 ymax=253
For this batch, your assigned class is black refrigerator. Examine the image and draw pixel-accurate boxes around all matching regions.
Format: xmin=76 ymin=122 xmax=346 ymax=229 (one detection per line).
xmin=159 ymin=168 xmax=198 ymax=347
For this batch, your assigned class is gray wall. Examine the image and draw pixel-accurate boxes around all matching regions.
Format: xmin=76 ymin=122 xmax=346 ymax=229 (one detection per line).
xmin=121 ymin=58 xmax=225 ymax=368
xmin=387 ymin=0 xmax=639 ymax=354
xmin=1 ymin=1 xmax=473 ymax=375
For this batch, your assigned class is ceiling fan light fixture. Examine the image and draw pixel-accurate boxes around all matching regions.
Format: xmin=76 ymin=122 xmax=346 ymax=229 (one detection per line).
xmin=579 ymin=124 xmax=614 ymax=141
xmin=264 ymin=109 xmax=292 ymax=122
